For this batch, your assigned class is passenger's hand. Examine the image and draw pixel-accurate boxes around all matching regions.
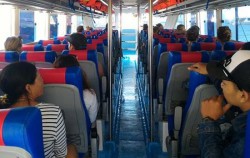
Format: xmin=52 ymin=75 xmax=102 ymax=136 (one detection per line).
xmin=201 ymin=95 xmax=232 ymax=121
xmin=187 ymin=62 xmax=208 ymax=75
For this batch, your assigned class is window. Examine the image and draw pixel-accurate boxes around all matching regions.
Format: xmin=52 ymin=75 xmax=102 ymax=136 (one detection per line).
xmin=34 ymin=11 xmax=49 ymax=41
xmin=66 ymin=15 xmax=72 ymax=34
xmin=58 ymin=14 xmax=66 ymax=36
xmin=191 ymin=13 xmax=197 ymax=26
xmin=238 ymin=6 xmax=250 ymax=42
xmin=19 ymin=10 xmax=35 ymax=44
xmin=222 ymin=8 xmax=236 ymax=40
xmin=207 ymin=10 xmax=216 ymax=37
xmin=175 ymin=14 xmax=185 ymax=29
xmin=0 ymin=5 xmax=15 ymax=50
xmin=185 ymin=13 xmax=191 ymax=29
xmin=200 ymin=11 xmax=207 ymax=35
xmin=50 ymin=14 xmax=58 ymax=38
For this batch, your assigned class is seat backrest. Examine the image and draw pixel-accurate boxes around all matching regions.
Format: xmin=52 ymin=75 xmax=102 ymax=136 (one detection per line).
xmin=181 ymin=84 xmax=218 ymax=156
xmin=0 ymin=146 xmax=31 ymax=158
xmin=46 ymin=44 xmax=68 ymax=55
xmin=165 ymin=68 xmax=208 ymax=138
xmin=38 ymin=39 xmax=61 ymax=46
xmin=0 ymin=107 xmax=44 ymax=158
xmin=62 ymin=50 xmax=99 ymax=75
xmin=0 ymin=51 xmax=19 ymax=62
xmin=166 ymin=51 xmax=209 ymax=85
xmin=22 ymin=44 xmax=44 ymax=51
xmin=224 ymin=42 xmax=245 ymax=50
xmin=193 ymin=42 xmax=222 ymax=51
xmin=20 ymin=51 xmax=57 ymax=63
xmin=157 ymin=43 xmax=188 ymax=66
xmin=159 ymin=38 xmax=176 ymax=43
xmin=38 ymin=67 xmax=90 ymax=153
xmin=210 ymin=50 xmax=236 ymax=61
xmin=79 ymin=60 xmax=101 ymax=103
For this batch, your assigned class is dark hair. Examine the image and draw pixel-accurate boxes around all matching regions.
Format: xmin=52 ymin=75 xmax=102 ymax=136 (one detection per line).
xmin=177 ymin=24 xmax=185 ymax=31
xmin=77 ymin=26 xmax=84 ymax=33
xmin=241 ymin=42 xmax=250 ymax=50
xmin=186 ymin=26 xmax=199 ymax=42
xmin=0 ymin=62 xmax=37 ymax=108
xmin=66 ymin=33 xmax=87 ymax=50
xmin=143 ymin=24 xmax=148 ymax=31
xmin=217 ymin=26 xmax=231 ymax=43
xmin=53 ymin=55 xmax=91 ymax=90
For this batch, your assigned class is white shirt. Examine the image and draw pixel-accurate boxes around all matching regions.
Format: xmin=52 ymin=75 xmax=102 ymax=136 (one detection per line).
xmin=83 ymin=89 xmax=98 ymax=123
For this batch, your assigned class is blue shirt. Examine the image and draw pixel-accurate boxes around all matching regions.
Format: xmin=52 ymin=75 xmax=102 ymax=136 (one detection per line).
xmin=198 ymin=112 xmax=247 ymax=158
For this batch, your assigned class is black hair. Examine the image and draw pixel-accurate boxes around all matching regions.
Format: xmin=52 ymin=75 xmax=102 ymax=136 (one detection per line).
xmin=0 ymin=62 xmax=37 ymax=108
xmin=143 ymin=24 xmax=148 ymax=30
xmin=186 ymin=26 xmax=199 ymax=42
xmin=217 ymin=26 xmax=231 ymax=43
xmin=53 ymin=55 xmax=91 ymax=90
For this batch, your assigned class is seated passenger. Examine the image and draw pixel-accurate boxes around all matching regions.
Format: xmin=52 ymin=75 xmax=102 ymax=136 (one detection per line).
xmin=174 ymin=24 xmax=186 ymax=35
xmin=186 ymin=25 xmax=199 ymax=51
xmin=4 ymin=36 xmax=22 ymax=53
xmin=156 ymin=23 xmax=164 ymax=32
xmin=0 ymin=62 xmax=78 ymax=158
xmin=217 ymin=26 xmax=231 ymax=50
xmin=77 ymin=25 xmax=84 ymax=34
xmin=188 ymin=50 xmax=250 ymax=157
xmin=66 ymin=33 xmax=104 ymax=77
xmin=53 ymin=55 xmax=99 ymax=127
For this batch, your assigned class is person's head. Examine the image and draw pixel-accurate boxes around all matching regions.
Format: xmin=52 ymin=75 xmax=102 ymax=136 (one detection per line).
xmin=177 ymin=24 xmax=185 ymax=31
xmin=66 ymin=33 xmax=87 ymax=50
xmin=153 ymin=26 xmax=159 ymax=34
xmin=207 ymin=50 xmax=250 ymax=111
xmin=156 ymin=23 xmax=164 ymax=30
xmin=0 ymin=62 xmax=43 ymax=108
xmin=217 ymin=26 xmax=231 ymax=43
xmin=241 ymin=42 xmax=250 ymax=50
xmin=53 ymin=55 xmax=90 ymax=90
xmin=143 ymin=24 xmax=148 ymax=31
xmin=77 ymin=25 xmax=84 ymax=33
xmin=186 ymin=26 xmax=199 ymax=42
xmin=4 ymin=36 xmax=22 ymax=53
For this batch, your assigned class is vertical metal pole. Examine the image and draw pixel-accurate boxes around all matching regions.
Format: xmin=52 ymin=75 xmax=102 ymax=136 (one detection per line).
xmin=108 ymin=0 xmax=113 ymax=140
xmin=137 ymin=5 xmax=140 ymax=73
xmin=235 ymin=7 xmax=238 ymax=41
xmin=148 ymin=0 xmax=154 ymax=141
xmin=120 ymin=4 xmax=122 ymax=74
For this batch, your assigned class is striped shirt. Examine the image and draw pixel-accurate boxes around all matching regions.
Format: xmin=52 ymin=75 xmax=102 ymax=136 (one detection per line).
xmin=36 ymin=103 xmax=67 ymax=158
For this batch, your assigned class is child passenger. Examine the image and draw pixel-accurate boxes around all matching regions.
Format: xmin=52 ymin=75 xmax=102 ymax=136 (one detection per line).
xmin=54 ymin=55 xmax=99 ymax=127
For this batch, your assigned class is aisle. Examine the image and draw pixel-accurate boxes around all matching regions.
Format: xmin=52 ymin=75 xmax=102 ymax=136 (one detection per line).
xmin=117 ymin=56 xmax=146 ymax=158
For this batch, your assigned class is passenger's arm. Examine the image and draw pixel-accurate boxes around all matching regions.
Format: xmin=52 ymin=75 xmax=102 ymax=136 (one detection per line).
xmin=187 ymin=62 xmax=208 ymax=75
xmin=198 ymin=118 xmax=224 ymax=158
xmin=198 ymin=95 xmax=232 ymax=158
xmin=54 ymin=108 xmax=67 ymax=157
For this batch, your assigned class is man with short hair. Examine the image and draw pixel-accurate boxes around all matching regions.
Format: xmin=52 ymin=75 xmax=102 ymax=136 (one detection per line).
xmin=77 ymin=25 xmax=84 ymax=33
xmin=66 ymin=33 xmax=87 ymax=50
xmin=188 ymin=50 xmax=250 ymax=157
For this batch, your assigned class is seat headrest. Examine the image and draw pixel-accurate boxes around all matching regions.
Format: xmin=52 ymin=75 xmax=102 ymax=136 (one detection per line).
xmin=0 ymin=51 xmax=19 ymax=62
xmin=210 ymin=50 xmax=235 ymax=61
xmin=22 ymin=44 xmax=44 ymax=51
xmin=38 ymin=67 xmax=83 ymax=93
xmin=46 ymin=44 xmax=68 ymax=52
xmin=0 ymin=107 xmax=44 ymax=158
xmin=20 ymin=51 xmax=57 ymax=63
xmin=38 ymin=40 xmax=61 ymax=46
